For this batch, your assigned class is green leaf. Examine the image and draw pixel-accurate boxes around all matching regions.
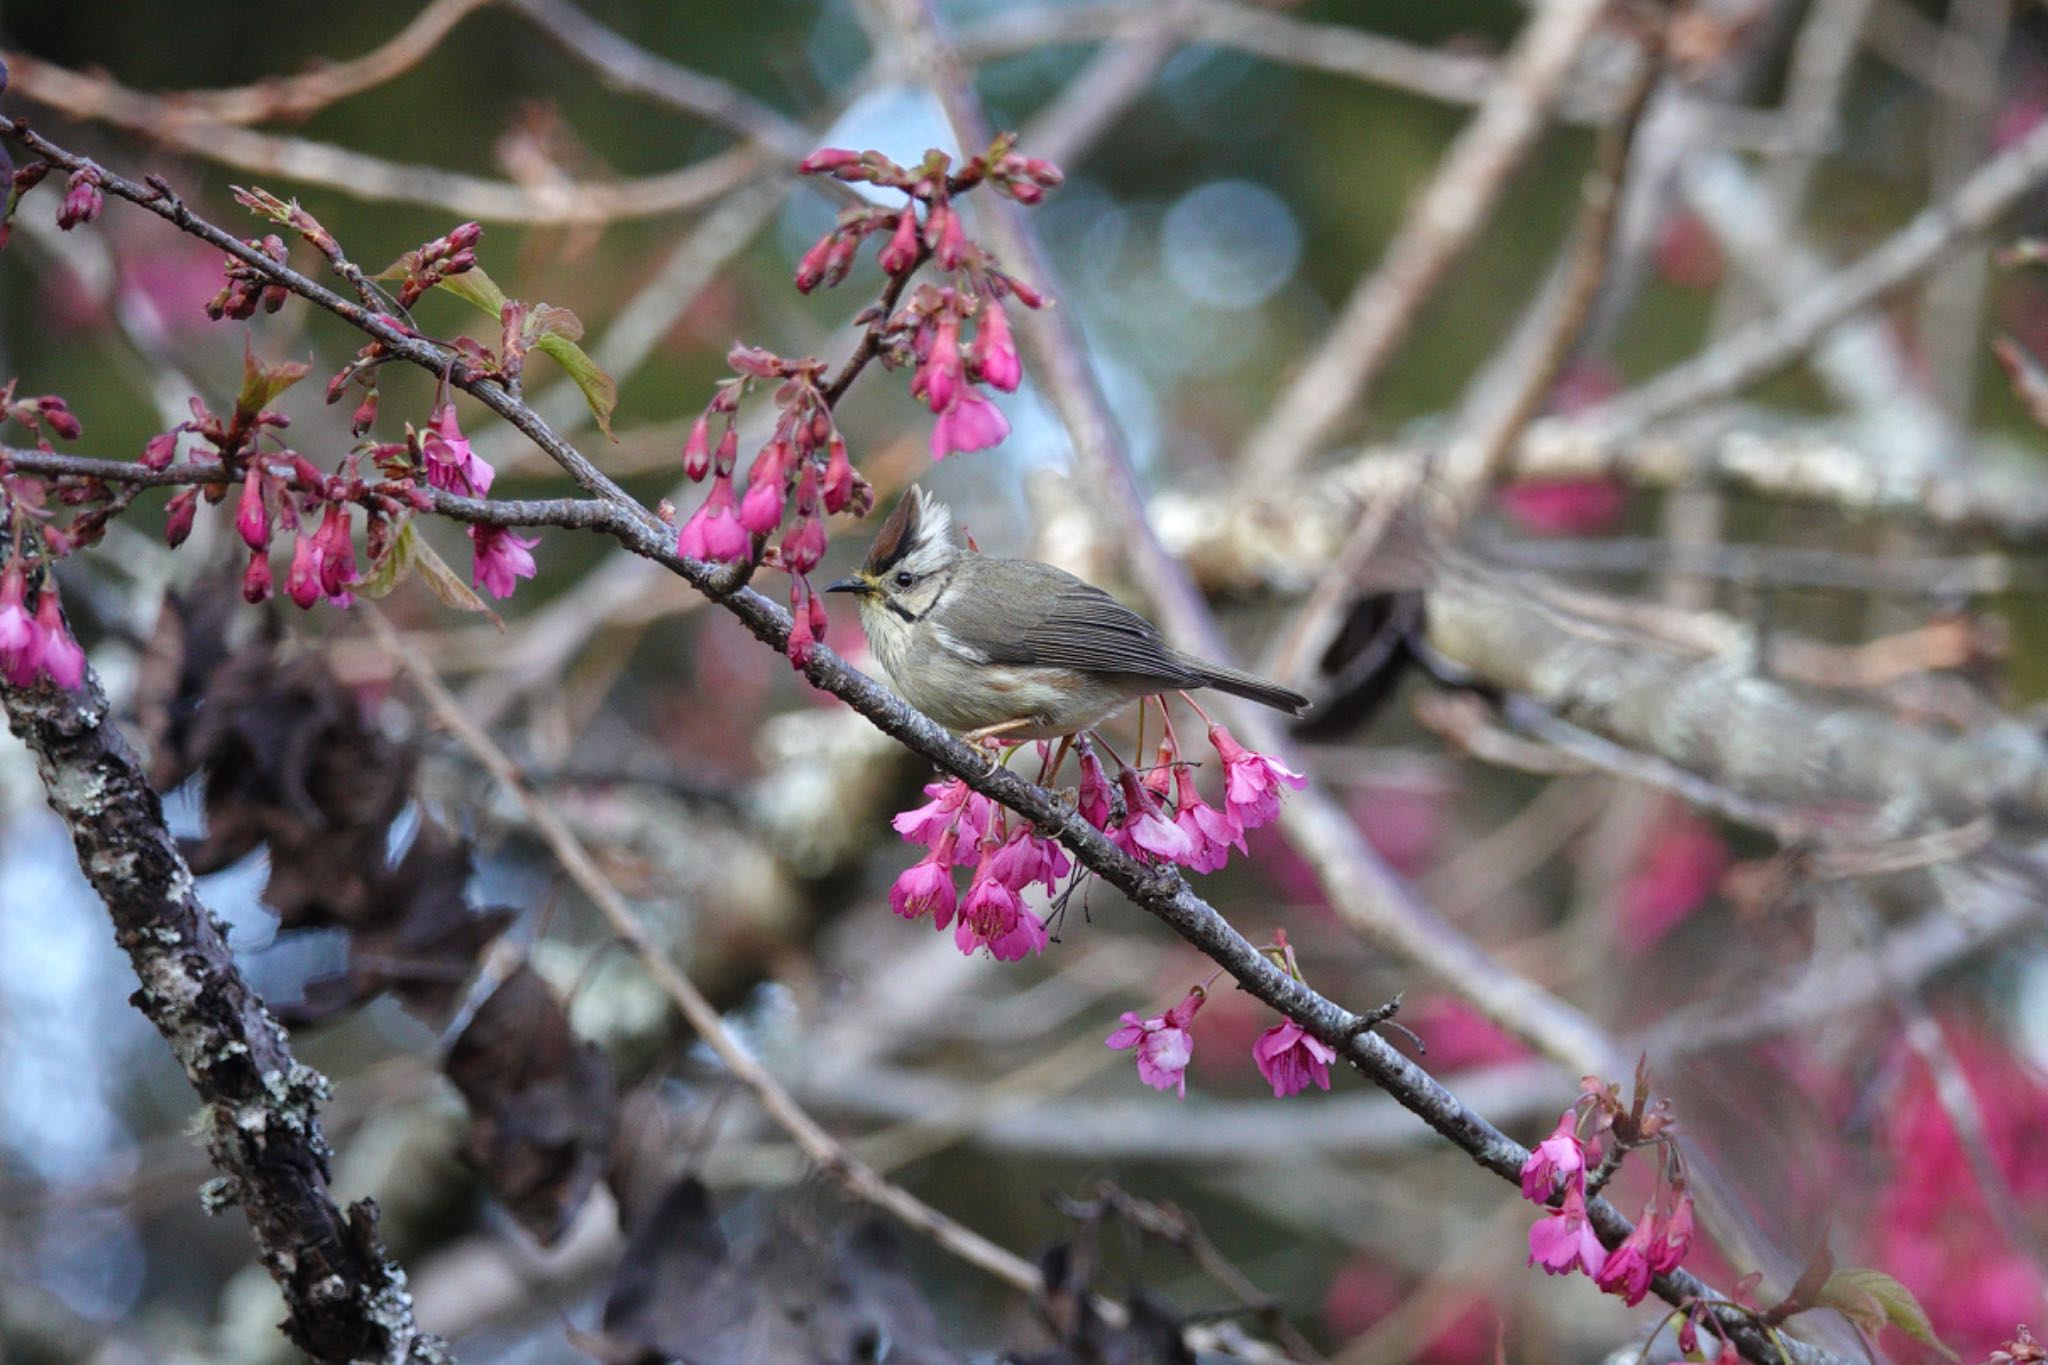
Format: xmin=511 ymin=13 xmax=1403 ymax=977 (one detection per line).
xmin=234 ymin=338 xmax=310 ymax=419
xmin=1819 ymin=1269 xmax=1957 ymax=1361
xmin=434 ymin=270 xmax=616 ymax=439
xmin=434 ymin=263 xmax=509 ymax=316
xmin=411 ymin=528 xmax=503 ymax=630
xmin=534 ymin=329 xmax=618 ymax=440
xmin=353 ymin=519 xmax=418 ymax=600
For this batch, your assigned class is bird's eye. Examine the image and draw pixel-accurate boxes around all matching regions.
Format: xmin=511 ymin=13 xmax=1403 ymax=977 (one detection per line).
xmin=893 ymin=571 xmax=915 ymax=588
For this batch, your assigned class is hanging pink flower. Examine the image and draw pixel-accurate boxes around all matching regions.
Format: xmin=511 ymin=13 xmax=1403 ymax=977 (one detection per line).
xmin=930 ymin=390 xmax=1010 ymax=461
xmin=970 ymin=297 xmax=1021 ymax=392
xmin=469 ymin=524 xmax=539 ymax=599
xmin=1592 ymin=1207 xmax=1659 ymax=1305
xmin=1518 ymin=1110 xmax=1587 ymax=1203
xmin=1207 ymin=724 xmax=1306 ymax=831
xmin=1252 ymin=1017 xmax=1336 ymax=1098
xmin=420 ymin=402 xmax=496 ymax=497
xmin=1528 ymin=1186 xmax=1607 ymax=1279
xmin=676 ymin=473 xmax=750 ymax=563
xmin=1112 ymin=767 xmax=1194 ymax=864
xmin=1106 ymin=988 xmax=1205 ymax=1099
xmin=0 ymin=563 xmax=39 ymax=686
xmin=32 ymin=590 xmax=84 ymax=689
xmin=890 ymin=831 xmax=959 ymax=928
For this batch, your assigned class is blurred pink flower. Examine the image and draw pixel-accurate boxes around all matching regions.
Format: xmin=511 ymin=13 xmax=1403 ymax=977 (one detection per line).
xmin=929 ymin=389 xmax=1009 ymax=461
xmin=1498 ymin=477 xmax=1629 ymax=536
xmin=1617 ymin=805 xmax=1729 ymax=954
xmin=1106 ymin=988 xmax=1205 ymax=1098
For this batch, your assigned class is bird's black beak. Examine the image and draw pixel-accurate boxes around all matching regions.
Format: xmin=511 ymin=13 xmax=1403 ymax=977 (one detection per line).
xmin=825 ymin=576 xmax=868 ymax=596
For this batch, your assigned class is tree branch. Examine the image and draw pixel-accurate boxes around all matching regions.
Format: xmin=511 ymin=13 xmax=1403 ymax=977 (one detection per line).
xmin=0 ymin=639 xmax=444 ymax=1363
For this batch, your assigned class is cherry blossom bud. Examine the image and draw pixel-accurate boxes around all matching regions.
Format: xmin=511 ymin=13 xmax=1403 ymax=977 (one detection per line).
xmin=820 ymin=435 xmax=856 ymax=515
xmin=242 ymin=548 xmax=273 ymax=604
xmin=797 ymin=147 xmax=864 ymax=176
xmin=36 ymin=396 xmax=81 ymax=441
xmin=970 ymin=298 xmax=1021 ymax=392
xmin=141 ymin=430 xmax=178 ymax=469
xmin=794 ymin=230 xmax=837 ymax=293
xmin=163 ymin=488 xmax=199 ymax=547
xmin=350 ymin=387 xmax=379 ymax=436
xmin=314 ymin=502 xmax=356 ymax=597
xmin=781 ymin=509 xmax=827 ymax=574
xmin=713 ymin=425 xmax=739 ymax=477
xmin=56 ymin=168 xmax=102 ymax=231
xmin=0 ymin=562 xmax=37 ymax=686
xmin=286 ymin=531 xmax=322 ymax=609
xmin=235 ymin=467 xmax=271 ymax=550
xmin=682 ymin=414 xmax=713 ymax=480
xmin=878 ymin=207 xmax=921 ymax=275
xmin=918 ymin=315 xmax=963 ymax=415
xmin=33 ymin=588 xmax=84 ymax=689
xmin=738 ymin=441 xmax=791 ymax=535
xmin=925 ymin=201 xmax=967 ymax=269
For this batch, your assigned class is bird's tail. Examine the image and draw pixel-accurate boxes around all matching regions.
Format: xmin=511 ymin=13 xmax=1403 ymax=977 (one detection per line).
xmin=1185 ymin=662 xmax=1312 ymax=718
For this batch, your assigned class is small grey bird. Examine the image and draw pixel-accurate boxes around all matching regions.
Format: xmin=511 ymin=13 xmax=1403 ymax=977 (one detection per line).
xmin=827 ymin=487 xmax=1310 ymax=741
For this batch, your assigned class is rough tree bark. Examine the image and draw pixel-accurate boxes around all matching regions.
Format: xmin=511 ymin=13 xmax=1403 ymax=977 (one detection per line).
xmin=0 ymin=643 xmax=445 ymax=1363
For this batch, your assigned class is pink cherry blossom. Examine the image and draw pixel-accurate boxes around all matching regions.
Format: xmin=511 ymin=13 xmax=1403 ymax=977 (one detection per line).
xmin=878 ymin=207 xmax=920 ymax=275
xmin=1528 ymin=1186 xmax=1607 ymax=1279
xmin=930 ymin=390 xmax=1010 ymax=461
xmin=1171 ymin=763 xmax=1243 ymax=873
xmin=954 ymin=845 xmax=1046 ymax=961
xmin=32 ymin=591 xmax=84 ymax=689
xmin=1106 ymin=988 xmax=1205 ymax=1099
xmin=235 ymin=467 xmax=271 ymax=550
xmin=1207 ymin=724 xmax=1307 ymax=831
xmin=1252 ymin=1017 xmax=1336 ymax=1098
xmin=469 ymin=524 xmax=539 ymax=599
xmin=1518 ymin=1110 xmax=1587 ymax=1202
xmin=890 ymin=832 xmax=959 ymax=928
xmin=970 ymin=297 xmax=1021 ymax=392
xmin=738 ymin=442 xmax=791 ymax=535
xmin=676 ymin=472 xmax=750 ymax=562
xmin=893 ymin=777 xmax=975 ymax=848
xmin=1499 ymin=477 xmax=1627 ymax=536
xmin=1076 ymin=746 xmax=1115 ymax=829
xmin=988 ymin=823 xmax=1072 ymax=895
xmin=1112 ymin=767 xmax=1193 ymax=864
xmin=1649 ymin=1194 xmax=1693 ymax=1275
xmin=420 ymin=402 xmax=496 ymax=497
xmin=1592 ymin=1209 xmax=1658 ymax=1304
xmin=0 ymin=564 xmax=39 ymax=686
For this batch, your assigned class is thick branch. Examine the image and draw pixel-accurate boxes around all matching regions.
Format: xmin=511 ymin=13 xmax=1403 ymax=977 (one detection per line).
xmin=1426 ymin=561 xmax=2048 ymax=831
xmin=0 ymin=655 xmax=443 ymax=1363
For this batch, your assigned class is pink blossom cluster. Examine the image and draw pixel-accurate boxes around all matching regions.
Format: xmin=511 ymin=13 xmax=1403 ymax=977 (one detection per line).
xmin=1105 ymin=931 xmax=1340 ymax=1101
xmin=674 ymin=346 xmax=868 ymax=667
xmin=1101 ymin=717 xmax=1306 ymax=875
xmin=795 ymin=139 xmax=1052 ymax=461
xmin=888 ymin=773 xmax=1068 ymax=961
xmin=0 ymin=558 xmax=84 ymax=689
xmin=1519 ymin=1099 xmax=1694 ymax=1307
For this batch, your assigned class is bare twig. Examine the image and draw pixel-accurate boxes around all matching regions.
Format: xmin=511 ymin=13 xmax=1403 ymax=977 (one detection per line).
xmin=4 ymin=53 xmax=764 ymax=223
xmin=1234 ymin=0 xmax=1615 ymax=483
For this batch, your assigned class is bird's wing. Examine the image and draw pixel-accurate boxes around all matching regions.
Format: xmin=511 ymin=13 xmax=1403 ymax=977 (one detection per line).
xmin=965 ymin=561 xmax=1198 ymax=684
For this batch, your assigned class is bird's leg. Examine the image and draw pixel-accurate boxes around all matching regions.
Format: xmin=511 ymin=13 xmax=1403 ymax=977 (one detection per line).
xmin=1044 ymin=733 xmax=1076 ymax=785
xmin=962 ymin=717 xmax=1033 ymax=770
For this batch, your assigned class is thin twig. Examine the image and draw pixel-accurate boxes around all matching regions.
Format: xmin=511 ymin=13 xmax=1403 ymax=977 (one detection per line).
xmin=4 ymin=54 xmax=765 ymax=223
xmin=363 ymin=606 xmax=1046 ymax=1295
xmin=1233 ymin=0 xmax=1616 ymax=484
